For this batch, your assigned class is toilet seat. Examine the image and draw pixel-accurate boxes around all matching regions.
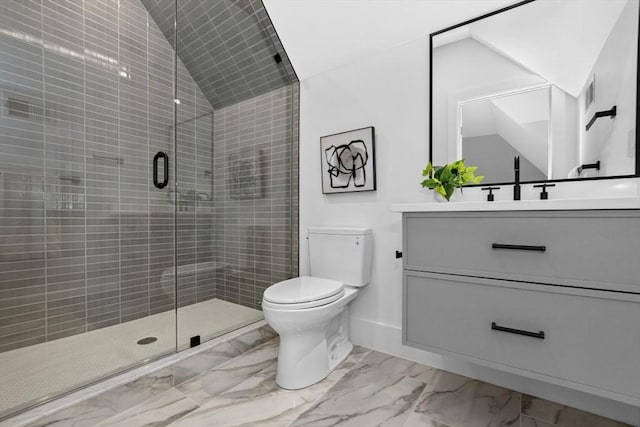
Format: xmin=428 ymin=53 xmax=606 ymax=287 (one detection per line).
xmin=263 ymin=276 xmax=345 ymax=310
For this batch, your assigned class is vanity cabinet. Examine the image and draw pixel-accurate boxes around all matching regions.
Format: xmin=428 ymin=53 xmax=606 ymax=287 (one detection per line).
xmin=402 ymin=209 xmax=640 ymax=405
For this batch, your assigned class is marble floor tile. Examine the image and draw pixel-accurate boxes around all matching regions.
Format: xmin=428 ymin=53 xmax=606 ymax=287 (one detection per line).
xmin=359 ymin=350 xmax=437 ymax=383
xmin=521 ymin=414 xmax=561 ymax=427
xmin=290 ymin=359 xmax=429 ymax=426
xmin=408 ymin=370 xmax=520 ymax=427
xmin=172 ymin=340 xmax=245 ymax=387
xmin=97 ymin=388 xmax=199 ymax=427
xmin=171 ymin=376 xmax=330 ymax=426
xmin=521 ymin=395 xmax=632 ymax=427
xmin=326 ymin=345 xmax=373 ymax=382
xmin=25 ymin=368 xmax=174 ymax=427
xmin=173 ymin=325 xmax=276 ymax=385
xmin=175 ymin=340 xmax=279 ymax=405
xmin=232 ymin=326 xmax=277 ymax=351
xmin=168 ymin=345 xmax=374 ymax=427
xmin=403 ymin=413 xmax=453 ymax=427
xmin=11 ymin=329 xmax=631 ymax=427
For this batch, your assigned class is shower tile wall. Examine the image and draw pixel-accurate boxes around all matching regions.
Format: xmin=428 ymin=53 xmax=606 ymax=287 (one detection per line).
xmin=211 ymin=83 xmax=299 ymax=309
xmin=140 ymin=0 xmax=301 ymax=309
xmin=142 ymin=0 xmax=298 ymax=109
xmin=0 ymin=0 xmax=215 ymax=352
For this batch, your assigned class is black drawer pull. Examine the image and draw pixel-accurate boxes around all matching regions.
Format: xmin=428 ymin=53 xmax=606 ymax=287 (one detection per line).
xmin=491 ymin=243 xmax=546 ymax=252
xmin=491 ymin=322 xmax=545 ymax=339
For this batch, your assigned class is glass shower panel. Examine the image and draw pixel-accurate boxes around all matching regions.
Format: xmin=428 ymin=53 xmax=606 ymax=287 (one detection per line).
xmin=0 ymin=0 xmax=299 ymax=419
xmin=0 ymin=0 xmax=177 ymax=418
xmin=169 ymin=0 xmax=299 ymax=349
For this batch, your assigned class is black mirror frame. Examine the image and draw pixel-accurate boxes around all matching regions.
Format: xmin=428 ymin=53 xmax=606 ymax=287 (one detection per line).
xmin=428 ymin=0 xmax=640 ymax=187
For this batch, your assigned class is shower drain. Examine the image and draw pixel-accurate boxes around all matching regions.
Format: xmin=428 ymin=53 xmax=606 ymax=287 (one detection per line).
xmin=137 ymin=337 xmax=158 ymax=345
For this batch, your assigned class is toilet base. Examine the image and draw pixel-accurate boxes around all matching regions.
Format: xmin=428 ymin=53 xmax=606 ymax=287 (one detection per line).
xmin=275 ymin=307 xmax=352 ymax=390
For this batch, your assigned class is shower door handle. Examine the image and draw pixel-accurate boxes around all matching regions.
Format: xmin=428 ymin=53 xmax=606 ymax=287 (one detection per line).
xmin=153 ymin=151 xmax=169 ymax=189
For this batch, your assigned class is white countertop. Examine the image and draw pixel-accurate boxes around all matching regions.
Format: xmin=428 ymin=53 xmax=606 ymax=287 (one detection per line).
xmin=391 ymin=197 xmax=640 ymax=212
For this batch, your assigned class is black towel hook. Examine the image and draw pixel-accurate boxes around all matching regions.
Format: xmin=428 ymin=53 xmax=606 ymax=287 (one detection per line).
xmin=585 ymin=106 xmax=616 ymax=131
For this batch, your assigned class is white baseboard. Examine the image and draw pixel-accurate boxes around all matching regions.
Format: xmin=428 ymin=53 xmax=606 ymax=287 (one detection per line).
xmin=349 ymin=316 xmax=640 ymax=425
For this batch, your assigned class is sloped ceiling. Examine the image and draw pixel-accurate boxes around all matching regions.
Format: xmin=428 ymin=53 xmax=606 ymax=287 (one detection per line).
xmin=468 ymin=0 xmax=629 ymax=97
xmin=264 ymin=0 xmax=630 ymax=96
xmin=142 ymin=0 xmax=297 ymax=109
xmin=262 ymin=0 xmax=517 ymax=80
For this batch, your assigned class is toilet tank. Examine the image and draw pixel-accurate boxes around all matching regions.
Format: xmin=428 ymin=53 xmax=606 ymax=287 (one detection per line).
xmin=308 ymin=227 xmax=373 ymax=287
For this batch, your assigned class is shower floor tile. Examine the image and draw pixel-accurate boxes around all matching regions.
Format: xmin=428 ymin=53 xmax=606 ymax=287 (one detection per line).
xmin=0 ymin=299 xmax=262 ymax=417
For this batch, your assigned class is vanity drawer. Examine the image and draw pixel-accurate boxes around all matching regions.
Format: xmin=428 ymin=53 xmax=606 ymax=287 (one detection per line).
xmin=404 ymin=210 xmax=640 ymax=293
xmin=404 ymin=271 xmax=640 ymax=401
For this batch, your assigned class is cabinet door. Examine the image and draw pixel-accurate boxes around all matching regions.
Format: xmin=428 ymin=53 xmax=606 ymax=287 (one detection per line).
xmin=403 ymin=271 xmax=640 ymax=403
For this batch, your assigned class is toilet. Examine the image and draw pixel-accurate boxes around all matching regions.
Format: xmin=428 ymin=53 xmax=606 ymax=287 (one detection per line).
xmin=262 ymin=227 xmax=373 ymax=389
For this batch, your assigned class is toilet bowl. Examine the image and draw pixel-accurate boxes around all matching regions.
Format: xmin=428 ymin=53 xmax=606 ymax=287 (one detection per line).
xmin=262 ymin=227 xmax=373 ymax=390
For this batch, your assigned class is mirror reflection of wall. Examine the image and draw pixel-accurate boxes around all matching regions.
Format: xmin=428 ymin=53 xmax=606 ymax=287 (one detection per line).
xmin=460 ymin=86 xmax=550 ymax=183
xmin=431 ymin=0 xmax=638 ymax=185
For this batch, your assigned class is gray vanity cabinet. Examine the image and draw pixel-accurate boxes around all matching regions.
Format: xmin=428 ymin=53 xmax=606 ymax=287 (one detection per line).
xmin=402 ymin=210 xmax=640 ymax=405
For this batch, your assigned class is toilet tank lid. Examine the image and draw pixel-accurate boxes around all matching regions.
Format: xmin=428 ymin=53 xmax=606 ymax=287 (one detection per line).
xmin=308 ymin=227 xmax=371 ymax=235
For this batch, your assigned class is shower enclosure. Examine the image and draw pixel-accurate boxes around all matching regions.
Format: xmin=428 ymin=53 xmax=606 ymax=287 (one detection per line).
xmin=0 ymin=0 xmax=298 ymax=418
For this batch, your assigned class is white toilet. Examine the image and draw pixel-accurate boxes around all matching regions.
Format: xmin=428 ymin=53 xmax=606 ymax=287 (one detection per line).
xmin=262 ymin=227 xmax=373 ymax=389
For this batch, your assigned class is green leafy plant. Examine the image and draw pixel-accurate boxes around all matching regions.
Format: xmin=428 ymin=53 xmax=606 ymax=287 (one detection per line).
xmin=420 ymin=159 xmax=484 ymax=201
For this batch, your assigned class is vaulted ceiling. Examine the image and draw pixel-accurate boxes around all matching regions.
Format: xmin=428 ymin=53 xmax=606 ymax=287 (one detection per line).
xmin=142 ymin=0 xmax=297 ymax=109
xmin=262 ymin=0 xmax=517 ymax=80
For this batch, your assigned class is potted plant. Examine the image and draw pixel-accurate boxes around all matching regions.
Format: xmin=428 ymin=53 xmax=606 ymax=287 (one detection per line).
xmin=420 ymin=159 xmax=484 ymax=201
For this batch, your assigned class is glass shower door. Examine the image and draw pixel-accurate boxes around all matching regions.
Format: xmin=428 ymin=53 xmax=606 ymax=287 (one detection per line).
xmin=167 ymin=0 xmax=299 ymax=350
xmin=0 ymin=0 xmax=177 ymax=418
xmin=0 ymin=0 xmax=299 ymax=418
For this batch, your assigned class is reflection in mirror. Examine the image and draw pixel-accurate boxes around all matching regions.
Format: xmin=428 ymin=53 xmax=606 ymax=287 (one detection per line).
xmin=431 ymin=0 xmax=639 ymax=185
xmin=460 ymin=86 xmax=550 ymax=182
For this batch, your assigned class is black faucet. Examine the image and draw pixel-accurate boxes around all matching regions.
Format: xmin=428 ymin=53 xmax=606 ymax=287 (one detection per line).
xmin=513 ymin=155 xmax=521 ymax=201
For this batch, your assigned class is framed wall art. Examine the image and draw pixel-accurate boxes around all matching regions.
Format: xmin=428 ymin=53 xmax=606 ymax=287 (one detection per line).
xmin=320 ymin=126 xmax=376 ymax=194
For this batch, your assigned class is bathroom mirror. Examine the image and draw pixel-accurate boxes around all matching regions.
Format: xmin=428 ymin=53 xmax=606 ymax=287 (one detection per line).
xmin=430 ymin=0 xmax=640 ymax=185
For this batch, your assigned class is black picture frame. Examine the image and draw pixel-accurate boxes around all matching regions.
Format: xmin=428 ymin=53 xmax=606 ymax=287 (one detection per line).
xmin=320 ymin=126 xmax=376 ymax=194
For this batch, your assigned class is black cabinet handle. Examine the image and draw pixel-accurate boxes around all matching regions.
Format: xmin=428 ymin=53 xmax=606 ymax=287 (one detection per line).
xmin=491 ymin=243 xmax=546 ymax=252
xmin=491 ymin=322 xmax=545 ymax=339
xmin=153 ymin=151 xmax=169 ymax=189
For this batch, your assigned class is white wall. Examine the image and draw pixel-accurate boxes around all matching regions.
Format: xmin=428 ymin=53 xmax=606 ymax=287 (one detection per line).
xmin=300 ymin=37 xmax=428 ymax=328
xmin=550 ymin=85 xmax=579 ymax=179
xmin=578 ymin=0 xmax=638 ymax=177
xmin=299 ymin=34 xmax=640 ymax=424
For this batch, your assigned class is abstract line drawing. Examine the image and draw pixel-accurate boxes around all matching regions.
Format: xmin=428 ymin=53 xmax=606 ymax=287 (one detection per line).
xmin=320 ymin=127 xmax=376 ymax=194
xmin=325 ymin=140 xmax=368 ymax=188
